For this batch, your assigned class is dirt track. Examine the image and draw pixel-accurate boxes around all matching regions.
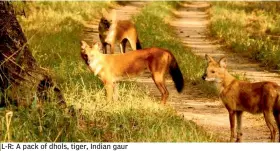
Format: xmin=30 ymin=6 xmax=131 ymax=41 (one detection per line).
xmin=170 ymin=2 xmax=280 ymax=142
xmin=83 ymin=1 xmax=280 ymax=142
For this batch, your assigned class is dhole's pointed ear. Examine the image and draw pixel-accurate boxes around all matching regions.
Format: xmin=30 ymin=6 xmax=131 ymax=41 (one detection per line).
xmin=81 ymin=41 xmax=88 ymax=50
xmin=219 ymin=57 xmax=227 ymax=68
xmin=205 ymin=54 xmax=215 ymax=63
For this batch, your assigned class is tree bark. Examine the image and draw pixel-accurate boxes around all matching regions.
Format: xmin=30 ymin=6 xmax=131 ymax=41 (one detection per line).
xmin=0 ymin=1 xmax=65 ymax=107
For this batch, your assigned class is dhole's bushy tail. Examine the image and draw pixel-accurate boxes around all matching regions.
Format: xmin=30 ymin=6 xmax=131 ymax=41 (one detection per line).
xmin=136 ymin=39 xmax=142 ymax=50
xmin=169 ymin=56 xmax=184 ymax=92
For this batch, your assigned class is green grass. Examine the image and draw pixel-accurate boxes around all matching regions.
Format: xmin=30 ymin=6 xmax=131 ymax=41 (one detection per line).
xmin=0 ymin=1 xmax=217 ymax=142
xmin=133 ymin=2 xmax=205 ymax=81
xmin=210 ymin=2 xmax=280 ymax=70
xmin=14 ymin=1 xmax=112 ymax=86
xmin=133 ymin=1 xmax=217 ymax=95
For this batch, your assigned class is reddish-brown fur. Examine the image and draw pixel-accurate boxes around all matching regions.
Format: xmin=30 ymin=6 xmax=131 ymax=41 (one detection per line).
xmin=202 ymin=54 xmax=280 ymax=142
xmin=98 ymin=9 xmax=141 ymax=54
xmin=80 ymin=41 xmax=184 ymax=104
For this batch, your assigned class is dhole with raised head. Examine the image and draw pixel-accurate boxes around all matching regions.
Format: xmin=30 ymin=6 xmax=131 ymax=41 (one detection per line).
xmin=202 ymin=54 xmax=280 ymax=142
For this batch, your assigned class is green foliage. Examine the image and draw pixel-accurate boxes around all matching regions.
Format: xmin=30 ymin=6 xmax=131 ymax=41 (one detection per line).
xmin=14 ymin=1 xmax=112 ymax=86
xmin=0 ymin=99 xmax=216 ymax=142
xmin=133 ymin=1 xmax=216 ymax=95
xmin=0 ymin=1 xmax=217 ymax=142
xmin=210 ymin=2 xmax=280 ymax=69
xmin=133 ymin=2 xmax=205 ymax=81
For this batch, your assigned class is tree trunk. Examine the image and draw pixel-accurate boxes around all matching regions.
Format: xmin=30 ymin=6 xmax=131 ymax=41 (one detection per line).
xmin=0 ymin=1 xmax=65 ymax=107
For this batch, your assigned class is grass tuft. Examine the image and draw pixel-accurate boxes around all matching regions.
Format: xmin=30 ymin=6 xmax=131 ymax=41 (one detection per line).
xmin=210 ymin=2 xmax=280 ymax=70
xmin=0 ymin=1 xmax=217 ymax=142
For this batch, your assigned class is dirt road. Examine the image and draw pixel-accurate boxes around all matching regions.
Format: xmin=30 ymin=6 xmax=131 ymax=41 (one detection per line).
xmin=169 ymin=2 xmax=280 ymax=142
xmin=83 ymin=1 xmax=280 ymax=142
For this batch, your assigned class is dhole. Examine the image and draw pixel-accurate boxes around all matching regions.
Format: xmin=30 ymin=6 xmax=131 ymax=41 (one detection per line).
xmin=202 ymin=54 xmax=280 ymax=142
xmin=98 ymin=9 xmax=142 ymax=54
xmin=80 ymin=41 xmax=184 ymax=104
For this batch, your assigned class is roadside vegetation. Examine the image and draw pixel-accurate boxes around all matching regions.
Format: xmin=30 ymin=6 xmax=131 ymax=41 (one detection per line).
xmin=133 ymin=1 xmax=217 ymax=95
xmin=0 ymin=1 xmax=217 ymax=142
xmin=210 ymin=2 xmax=280 ymax=70
xmin=134 ymin=2 xmax=205 ymax=81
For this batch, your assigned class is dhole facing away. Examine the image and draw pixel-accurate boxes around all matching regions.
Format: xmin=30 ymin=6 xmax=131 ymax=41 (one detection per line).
xmin=98 ymin=9 xmax=141 ymax=54
xmin=80 ymin=41 xmax=184 ymax=104
xmin=202 ymin=54 xmax=280 ymax=142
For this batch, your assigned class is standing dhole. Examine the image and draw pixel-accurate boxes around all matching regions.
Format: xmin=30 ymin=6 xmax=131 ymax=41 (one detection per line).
xmin=202 ymin=54 xmax=280 ymax=142
xmin=98 ymin=9 xmax=142 ymax=54
xmin=80 ymin=41 xmax=184 ymax=104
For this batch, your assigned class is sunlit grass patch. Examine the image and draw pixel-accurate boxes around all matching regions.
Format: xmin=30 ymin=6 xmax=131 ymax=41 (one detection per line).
xmin=210 ymin=2 xmax=280 ymax=69
xmin=14 ymin=1 xmax=112 ymax=86
xmin=0 ymin=82 xmax=217 ymax=142
xmin=133 ymin=1 xmax=216 ymax=95
xmin=1 ymin=1 xmax=218 ymax=142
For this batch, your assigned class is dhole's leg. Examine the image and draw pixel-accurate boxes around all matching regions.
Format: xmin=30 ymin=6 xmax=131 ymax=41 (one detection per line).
xmin=120 ymin=39 xmax=127 ymax=53
xmin=263 ymin=110 xmax=277 ymax=142
xmin=228 ymin=110 xmax=236 ymax=142
xmin=273 ymin=111 xmax=280 ymax=142
xmin=127 ymin=37 xmax=137 ymax=51
xmin=152 ymin=73 xmax=169 ymax=105
xmin=105 ymin=83 xmax=114 ymax=102
xmin=109 ymin=43 xmax=115 ymax=54
xmin=102 ymin=43 xmax=107 ymax=54
xmin=113 ymin=83 xmax=119 ymax=101
xmin=236 ymin=111 xmax=243 ymax=142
